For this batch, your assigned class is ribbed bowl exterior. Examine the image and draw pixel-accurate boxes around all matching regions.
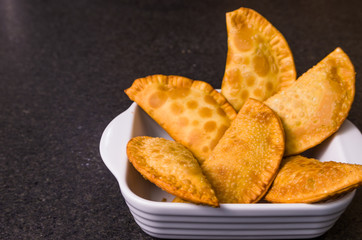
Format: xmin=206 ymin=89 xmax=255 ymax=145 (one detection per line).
xmin=123 ymin=191 xmax=355 ymax=239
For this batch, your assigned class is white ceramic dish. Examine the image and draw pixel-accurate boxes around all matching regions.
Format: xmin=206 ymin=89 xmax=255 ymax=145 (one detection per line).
xmin=100 ymin=102 xmax=362 ymax=239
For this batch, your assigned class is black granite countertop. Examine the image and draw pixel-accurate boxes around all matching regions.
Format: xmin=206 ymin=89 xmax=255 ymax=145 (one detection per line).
xmin=1 ymin=0 xmax=361 ymax=239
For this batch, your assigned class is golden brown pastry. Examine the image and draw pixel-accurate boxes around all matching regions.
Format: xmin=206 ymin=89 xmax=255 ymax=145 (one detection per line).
xmin=202 ymin=98 xmax=285 ymax=203
xmin=125 ymin=75 xmax=237 ymax=164
xmin=265 ymin=47 xmax=355 ymax=156
xmin=127 ymin=136 xmax=219 ymax=207
xmin=221 ymin=7 xmax=296 ymax=111
xmin=172 ymin=197 xmax=189 ymax=203
xmin=265 ymin=155 xmax=362 ymax=203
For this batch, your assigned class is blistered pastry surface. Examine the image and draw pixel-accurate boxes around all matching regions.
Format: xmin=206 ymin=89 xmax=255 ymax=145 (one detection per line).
xmin=125 ymin=75 xmax=237 ymax=164
xmin=127 ymin=136 xmax=219 ymax=206
xmin=265 ymin=47 xmax=355 ymax=156
xmin=202 ymin=99 xmax=284 ymax=203
xmin=265 ymin=155 xmax=362 ymax=203
xmin=221 ymin=7 xmax=296 ymax=111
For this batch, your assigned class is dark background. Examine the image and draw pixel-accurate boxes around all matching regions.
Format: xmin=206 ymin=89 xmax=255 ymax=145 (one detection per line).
xmin=1 ymin=0 xmax=361 ymax=239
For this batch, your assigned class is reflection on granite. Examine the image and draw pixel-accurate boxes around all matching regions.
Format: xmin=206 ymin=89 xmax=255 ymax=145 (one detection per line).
xmin=1 ymin=0 xmax=361 ymax=239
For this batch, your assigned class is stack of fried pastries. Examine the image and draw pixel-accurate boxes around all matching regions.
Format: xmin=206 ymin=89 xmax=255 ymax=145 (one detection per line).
xmin=124 ymin=7 xmax=361 ymax=206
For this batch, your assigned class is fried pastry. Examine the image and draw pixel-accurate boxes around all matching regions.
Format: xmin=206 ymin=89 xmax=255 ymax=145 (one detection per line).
xmin=127 ymin=136 xmax=219 ymax=207
xmin=221 ymin=7 xmax=296 ymax=111
xmin=202 ymin=98 xmax=285 ymax=203
xmin=125 ymin=75 xmax=237 ymax=164
xmin=172 ymin=197 xmax=188 ymax=203
xmin=265 ymin=47 xmax=355 ymax=156
xmin=265 ymin=155 xmax=362 ymax=203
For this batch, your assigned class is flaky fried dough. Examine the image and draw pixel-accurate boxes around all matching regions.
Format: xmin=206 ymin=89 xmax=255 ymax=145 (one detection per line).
xmin=202 ymin=98 xmax=285 ymax=203
xmin=127 ymin=136 xmax=219 ymax=207
xmin=125 ymin=75 xmax=237 ymax=164
xmin=265 ymin=155 xmax=362 ymax=203
xmin=265 ymin=47 xmax=355 ymax=156
xmin=221 ymin=7 xmax=296 ymax=111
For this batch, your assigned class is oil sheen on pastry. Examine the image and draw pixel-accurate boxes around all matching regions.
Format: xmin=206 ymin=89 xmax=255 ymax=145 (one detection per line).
xmin=127 ymin=136 xmax=219 ymax=207
xmin=202 ymin=98 xmax=285 ymax=203
xmin=125 ymin=75 xmax=237 ymax=164
xmin=265 ymin=47 xmax=355 ymax=156
xmin=265 ymin=155 xmax=362 ymax=203
xmin=221 ymin=7 xmax=296 ymax=111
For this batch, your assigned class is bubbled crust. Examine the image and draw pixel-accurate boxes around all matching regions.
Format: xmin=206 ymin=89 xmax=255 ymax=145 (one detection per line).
xmin=127 ymin=136 xmax=219 ymax=207
xmin=202 ymin=98 xmax=285 ymax=203
xmin=221 ymin=7 xmax=296 ymax=111
xmin=265 ymin=155 xmax=362 ymax=203
xmin=265 ymin=47 xmax=355 ymax=156
xmin=125 ymin=75 xmax=237 ymax=164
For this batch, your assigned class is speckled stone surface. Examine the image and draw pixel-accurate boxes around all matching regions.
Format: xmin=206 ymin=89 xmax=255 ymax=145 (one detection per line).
xmin=1 ymin=0 xmax=361 ymax=239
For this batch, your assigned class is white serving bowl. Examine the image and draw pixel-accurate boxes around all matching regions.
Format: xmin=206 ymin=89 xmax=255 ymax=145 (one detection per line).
xmin=100 ymin=102 xmax=362 ymax=239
